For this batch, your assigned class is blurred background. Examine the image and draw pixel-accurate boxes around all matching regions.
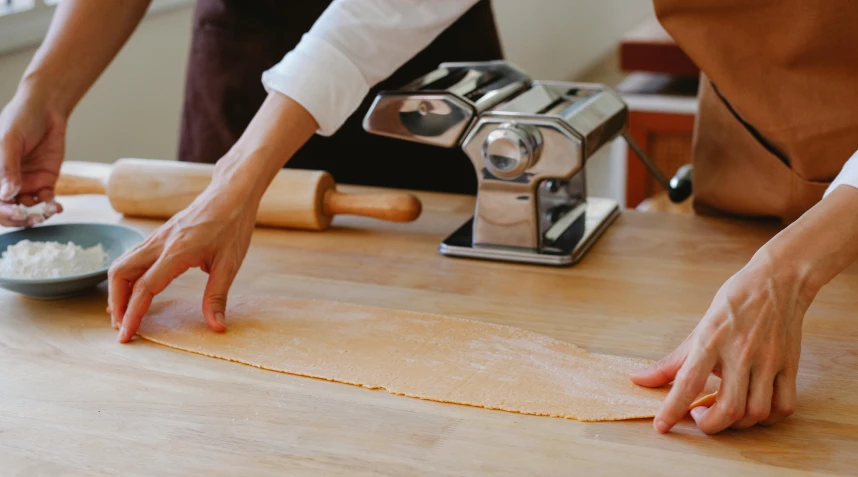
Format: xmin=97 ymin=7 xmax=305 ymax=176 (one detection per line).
xmin=0 ymin=0 xmax=696 ymax=210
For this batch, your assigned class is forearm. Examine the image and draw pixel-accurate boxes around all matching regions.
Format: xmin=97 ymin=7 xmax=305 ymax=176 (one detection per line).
xmin=759 ymin=185 xmax=858 ymax=298
xmin=262 ymin=0 xmax=480 ymax=135
xmin=212 ymin=92 xmax=320 ymax=204
xmin=20 ymin=0 xmax=151 ymax=115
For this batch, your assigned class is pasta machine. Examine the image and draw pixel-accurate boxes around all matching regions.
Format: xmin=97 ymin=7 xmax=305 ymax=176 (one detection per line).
xmin=363 ymin=61 xmax=691 ymax=266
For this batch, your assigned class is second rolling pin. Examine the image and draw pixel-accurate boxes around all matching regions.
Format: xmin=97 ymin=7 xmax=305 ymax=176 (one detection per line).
xmin=55 ymin=159 xmax=422 ymax=230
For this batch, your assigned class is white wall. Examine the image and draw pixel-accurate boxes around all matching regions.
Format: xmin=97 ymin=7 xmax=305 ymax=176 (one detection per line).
xmin=0 ymin=6 xmax=193 ymax=163
xmin=493 ymin=0 xmax=654 ymax=81
xmin=0 ymin=1 xmax=654 ymax=202
xmin=493 ymin=0 xmax=656 ymax=204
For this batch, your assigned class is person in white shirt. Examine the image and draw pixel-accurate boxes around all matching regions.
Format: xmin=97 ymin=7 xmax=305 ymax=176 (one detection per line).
xmin=178 ymin=0 xmax=499 ymax=195
xmin=1 ymin=0 xmax=856 ymax=436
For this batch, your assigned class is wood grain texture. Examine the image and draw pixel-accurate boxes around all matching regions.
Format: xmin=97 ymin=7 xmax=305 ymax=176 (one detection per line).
xmin=56 ymin=160 xmax=422 ymax=230
xmin=1 ymin=192 xmax=857 ymax=476
xmin=636 ymin=191 xmax=694 ymax=215
xmin=323 ymin=189 xmax=422 ymax=223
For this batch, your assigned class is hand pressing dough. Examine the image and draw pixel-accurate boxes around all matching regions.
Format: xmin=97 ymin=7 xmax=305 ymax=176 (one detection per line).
xmin=138 ymin=296 xmax=716 ymax=422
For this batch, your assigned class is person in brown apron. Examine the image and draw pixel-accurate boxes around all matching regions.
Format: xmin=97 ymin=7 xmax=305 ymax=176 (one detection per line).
xmin=179 ymin=0 xmax=502 ymax=195
xmin=630 ymin=0 xmax=858 ymax=435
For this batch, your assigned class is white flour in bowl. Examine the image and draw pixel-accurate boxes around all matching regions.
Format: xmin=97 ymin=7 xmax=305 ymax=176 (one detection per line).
xmin=0 ymin=240 xmax=107 ymax=279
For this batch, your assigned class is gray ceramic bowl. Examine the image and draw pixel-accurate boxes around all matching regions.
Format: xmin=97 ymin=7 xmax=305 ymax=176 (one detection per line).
xmin=0 ymin=223 xmax=145 ymax=299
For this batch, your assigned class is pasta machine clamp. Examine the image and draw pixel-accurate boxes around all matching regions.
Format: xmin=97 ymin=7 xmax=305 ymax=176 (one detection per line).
xmin=363 ymin=61 xmax=690 ymax=266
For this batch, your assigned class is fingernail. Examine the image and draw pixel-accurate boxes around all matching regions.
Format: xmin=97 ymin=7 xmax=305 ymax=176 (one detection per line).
xmin=690 ymin=406 xmax=707 ymax=422
xmin=654 ymin=419 xmax=670 ymax=433
xmin=215 ymin=312 xmax=226 ymax=328
xmin=0 ymin=181 xmax=18 ymax=201
xmin=117 ymin=326 xmax=127 ymax=342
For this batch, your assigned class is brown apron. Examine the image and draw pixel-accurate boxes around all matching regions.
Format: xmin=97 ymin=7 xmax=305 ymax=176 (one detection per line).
xmin=178 ymin=0 xmax=502 ymax=195
xmin=653 ymin=0 xmax=858 ymax=222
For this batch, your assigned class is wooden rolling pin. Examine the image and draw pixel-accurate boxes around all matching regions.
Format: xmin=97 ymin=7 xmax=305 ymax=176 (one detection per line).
xmin=54 ymin=159 xmax=422 ymax=230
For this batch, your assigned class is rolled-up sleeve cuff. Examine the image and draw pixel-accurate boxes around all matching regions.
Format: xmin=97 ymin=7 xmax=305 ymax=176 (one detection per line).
xmin=261 ymin=34 xmax=370 ymax=137
xmin=824 ymin=149 xmax=858 ymax=197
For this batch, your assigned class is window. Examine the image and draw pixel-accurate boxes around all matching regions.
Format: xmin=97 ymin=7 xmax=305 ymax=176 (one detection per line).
xmin=0 ymin=0 xmax=190 ymax=56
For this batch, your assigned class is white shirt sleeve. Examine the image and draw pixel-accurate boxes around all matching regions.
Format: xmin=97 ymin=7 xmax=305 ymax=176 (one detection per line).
xmin=824 ymin=149 xmax=858 ymax=196
xmin=261 ymin=0 xmax=480 ymax=136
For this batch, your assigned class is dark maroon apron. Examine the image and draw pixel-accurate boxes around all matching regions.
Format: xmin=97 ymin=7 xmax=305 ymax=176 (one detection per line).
xmin=178 ymin=0 xmax=503 ymax=195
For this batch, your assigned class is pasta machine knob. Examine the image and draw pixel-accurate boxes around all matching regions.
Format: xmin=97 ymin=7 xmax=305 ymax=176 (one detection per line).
xmin=481 ymin=123 xmax=541 ymax=180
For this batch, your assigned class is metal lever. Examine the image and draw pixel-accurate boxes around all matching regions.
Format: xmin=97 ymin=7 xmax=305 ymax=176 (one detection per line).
xmin=623 ymin=133 xmax=693 ymax=203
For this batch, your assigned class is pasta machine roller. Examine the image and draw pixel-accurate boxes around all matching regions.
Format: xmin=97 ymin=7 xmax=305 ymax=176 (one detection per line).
xmin=363 ymin=61 xmax=690 ymax=266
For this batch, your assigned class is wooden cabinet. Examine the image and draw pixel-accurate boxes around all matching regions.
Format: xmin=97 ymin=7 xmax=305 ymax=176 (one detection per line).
xmin=618 ymin=19 xmax=699 ymax=212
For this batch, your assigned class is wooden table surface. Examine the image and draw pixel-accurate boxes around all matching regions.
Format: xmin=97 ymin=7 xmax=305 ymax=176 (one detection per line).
xmin=1 ymin=192 xmax=857 ymax=476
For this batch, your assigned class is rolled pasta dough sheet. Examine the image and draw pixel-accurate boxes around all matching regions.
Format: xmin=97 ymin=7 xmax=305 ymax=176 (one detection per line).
xmin=139 ymin=296 xmax=714 ymax=422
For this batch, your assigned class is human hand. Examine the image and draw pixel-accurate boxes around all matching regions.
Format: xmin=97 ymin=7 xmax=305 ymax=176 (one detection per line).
xmin=631 ymin=248 xmax=809 ymax=434
xmin=108 ymin=167 xmax=258 ymax=343
xmin=0 ymin=91 xmax=66 ymax=227
xmin=107 ymin=92 xmax=318 ymax=343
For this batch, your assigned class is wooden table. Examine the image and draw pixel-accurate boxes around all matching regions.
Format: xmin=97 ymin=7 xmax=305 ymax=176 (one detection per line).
xmin=1 ymin=192 xmax=857 ymax=476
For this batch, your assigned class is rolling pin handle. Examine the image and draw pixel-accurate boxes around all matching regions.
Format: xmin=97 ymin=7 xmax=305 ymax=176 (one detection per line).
xmin=323 ymin=190 xmax=422 ymax=223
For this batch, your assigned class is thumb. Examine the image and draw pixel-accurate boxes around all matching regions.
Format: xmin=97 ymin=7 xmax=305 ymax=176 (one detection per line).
xmin=201 ymin=259 xmax=238 ymax=332
xmin=630 ymin=343 xmax=689 ymax=388
xmin=0 ymin=135 xmax=22 ymax=201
